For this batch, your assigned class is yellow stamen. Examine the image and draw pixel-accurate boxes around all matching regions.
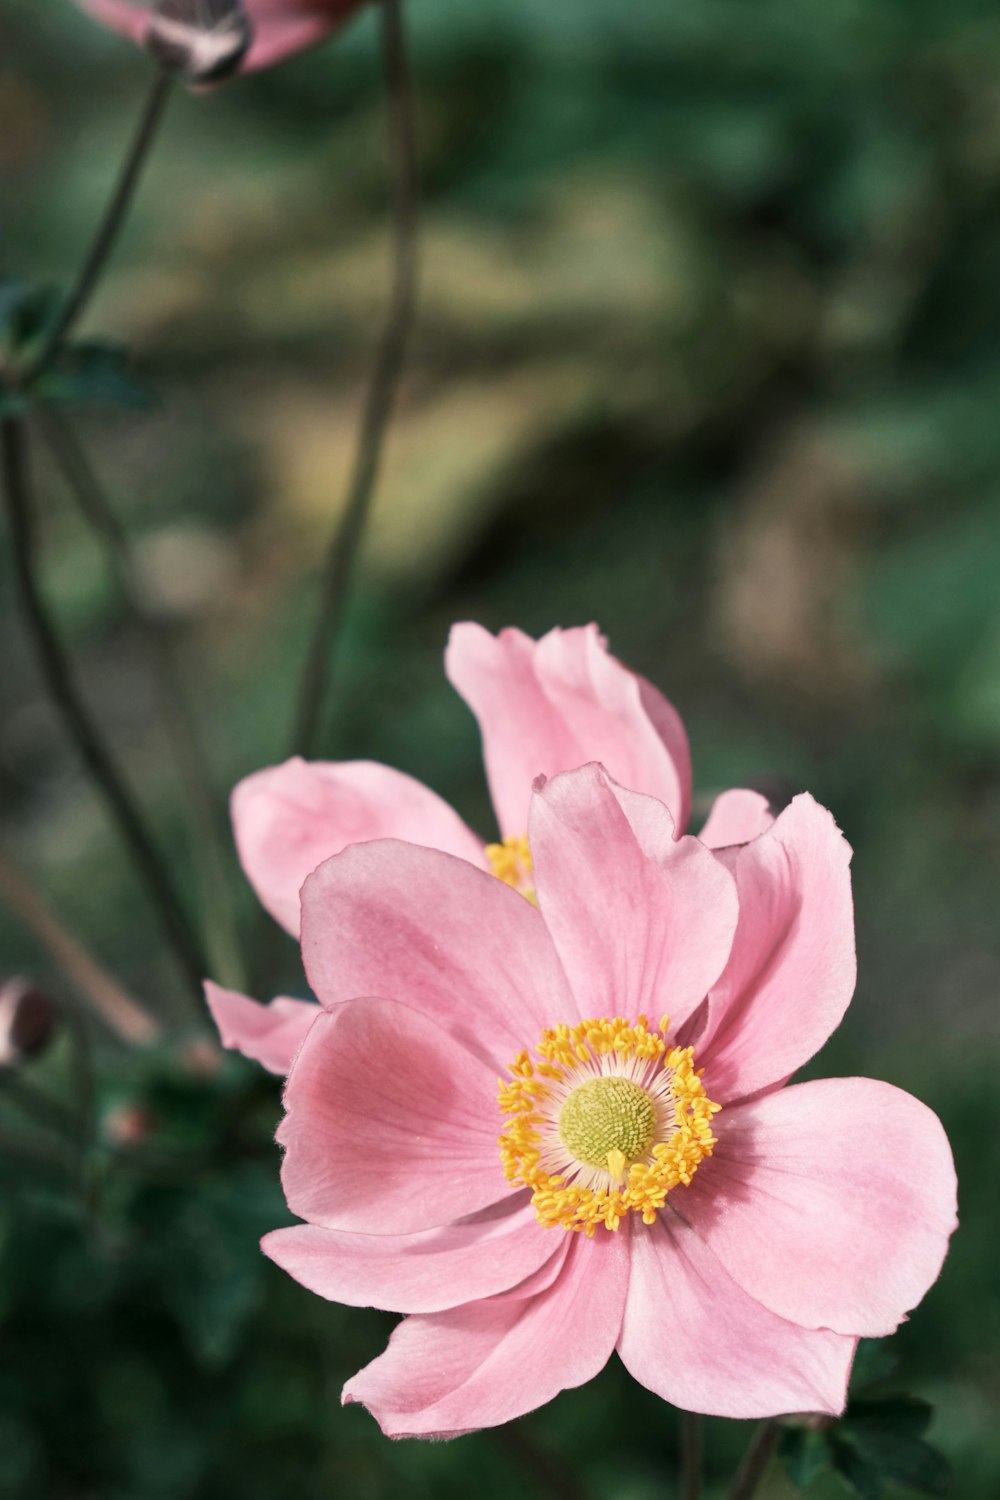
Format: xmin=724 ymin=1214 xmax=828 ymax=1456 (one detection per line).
xmin=485 ymin=834 xmax=536 ymax=904
xmin=497 ymin=1014 xmax=720 ymax=1235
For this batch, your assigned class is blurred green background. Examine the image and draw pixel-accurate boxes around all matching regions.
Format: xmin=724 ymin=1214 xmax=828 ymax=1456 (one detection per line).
xmin=1 ymin=0 xmax=998 ymax=1495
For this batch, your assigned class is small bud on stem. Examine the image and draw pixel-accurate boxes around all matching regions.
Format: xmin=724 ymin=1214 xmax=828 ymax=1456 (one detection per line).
xmin=0 ymin=979 xmax=57 ymax=1068
xmin=147 ymin=0 xmax=253 ymax=83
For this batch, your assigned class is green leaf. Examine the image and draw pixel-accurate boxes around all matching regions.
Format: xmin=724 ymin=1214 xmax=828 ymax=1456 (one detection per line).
xmin=36 ymin=341 xmax=153 ymax=412
xmin=780 ymin=1425 xmax=833 ymax=1488
xmin=849 ymin=1338 xmax=902 ymax=1392
xmin=0 ymin=280 xmax=62 ymax=359
xmin=832 ymin=1438 xmax=885 ymax=1500
xmin=844 ymin=1429 xmax=951 ymax=1497
xmin=847 ymin=1396 xmax=934 ymax=1440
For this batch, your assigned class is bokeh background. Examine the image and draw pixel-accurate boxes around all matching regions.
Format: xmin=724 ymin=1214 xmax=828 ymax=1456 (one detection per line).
xmin=1 ymin=0 xmax=999 ymax=1495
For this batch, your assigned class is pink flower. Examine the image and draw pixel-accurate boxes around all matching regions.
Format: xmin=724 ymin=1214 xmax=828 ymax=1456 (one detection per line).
xmin=259 ymin=765 xmax=956 ymax=1432
xmin=207 ymin=623 xmax=774 ymax=1072
xmin=72 ymin=0 xmax=368 ymax=76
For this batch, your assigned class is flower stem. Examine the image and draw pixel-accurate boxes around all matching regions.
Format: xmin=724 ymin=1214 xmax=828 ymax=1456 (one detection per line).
xmin=0 ymin=841 xmax=159 ymax=1046
xmin=27 ymin=69 xmax=173 ymax=379
xmin=289 ymin=0 xmax=420 ymax=757
xmin=0 ymin=416 xmax=206 ymax=1007
xmin=727 ymin=1422 xmax=780 ymax=1500
xmin=37 ymin=407 xmax=246 ymax=993
xmin=493 ymin=1424 xmax=590 ymax=1500
xmin=680 ymin=1412 xmax=702 ymax=1500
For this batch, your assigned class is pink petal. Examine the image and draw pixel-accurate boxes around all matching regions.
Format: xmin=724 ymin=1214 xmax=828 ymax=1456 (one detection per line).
xmin=300 ymin=839 xmax=574 ymax=1066
xmin=278 ymin=998 xmax=508 ymax=1235
xmin=698 ymin=788 xmax=775 ymax=849
xmin=618 ymin=1214 xmax=855 ymax=1418
xmin=71 ymin=0 xmax=367 ymax=71
xmin=232 ymin=758 xmax=484 ymax=937
xmin=73 ymin=0 xmax=149 ymax=42
xmin=262 ymin=1199 xmax=556 ymax=1314
xmin=343 ymin=1226 xmax=629 ymax=1437
xmin=204 ymin=982 xmax=317 ymax=1076
xmin=529 ymin=765 xmax=738 ymax=1030
xmin=445 ymin=622 xmax=692 ymax=838
xmin=242 ymin=0 xmax=367 ymax=72
xmin=695 ymin=794 xmax=856 ymax=1103
xmin=675 ymin=1078 xmax=958 ymax=1338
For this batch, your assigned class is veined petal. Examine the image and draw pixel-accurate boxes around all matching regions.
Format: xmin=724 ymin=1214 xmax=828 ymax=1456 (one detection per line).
xmin=300 ymin=840 xmax=574 ymax=1066
xmin=232 ymin=758 xmax=484 ymax=936
xmin=696 ymin=794 xmax=856 ymax=1103
xmin=674 ymin=1078 xmax=958 ymax=1338
xmin=343 ymin=1226 xmax=629 ymax=1438
xmin=698 ymin=789 xmax=774 ymax=849
xmin=262 ymin=1199 xmax=555 ymax=1315
xmin=204 ymin=983 xmax=317 ymax=1076
xmin=529 ymin=765 xmax=738 ymax=1030
xmin=278 ymin=999 xmax=506 ymax=1235
xmin=446 ymin=622 xmax=692 ymax=838
xmin=618 ymin=1214 xmax=855 ymax=1418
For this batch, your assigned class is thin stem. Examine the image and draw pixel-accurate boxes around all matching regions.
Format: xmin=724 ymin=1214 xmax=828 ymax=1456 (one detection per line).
xmin=727 ymin=1422 xmax=781 ymax=1500
xmin=493 ymin=1425 xmax=590 ymax=1500
xmin=0 ymin=416 xmax=206 ymax=1005
xmin=289 ymin=0 xmax=420 ymax=757
xmin=0 ymin=842 xmax=159 ymax=1044
xmin=0 ymin=1123 xmax=78 ymax=1175
xmin=0 ymin=1068 xmax=79 ymax=1141
xmin=37 ymin=408 xmax=245 ymax=992
xmin=27 ymin=70 xmax=173 ymax=379
xmin=680 ymin=1412 xmax=702 ymax=1500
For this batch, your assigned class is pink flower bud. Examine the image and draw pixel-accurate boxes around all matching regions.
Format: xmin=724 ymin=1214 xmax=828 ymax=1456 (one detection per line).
xmin=73 ymin=0 xmax=370 ymax=78
xmin=0 ymin=978 xmax=57 ymax=1067
xmin=146 ymin=0 xmax=253 ymax=84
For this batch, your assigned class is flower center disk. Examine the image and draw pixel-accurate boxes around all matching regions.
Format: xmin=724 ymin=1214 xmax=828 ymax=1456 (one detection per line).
xmin=559 ymin=1076 xmax=656 ymax=1171
xmin=497 ymin=1014 xmax=720 ymax=1235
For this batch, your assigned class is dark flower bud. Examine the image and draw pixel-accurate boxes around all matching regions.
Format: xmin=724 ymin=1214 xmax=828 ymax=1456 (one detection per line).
xmin=0 ymin=978 xmax=57 ymax=1067
xmin=103 ymin=1101 xmax=155 ymax=1147
xmin=147 ymin=0 xmax=253 ymax=84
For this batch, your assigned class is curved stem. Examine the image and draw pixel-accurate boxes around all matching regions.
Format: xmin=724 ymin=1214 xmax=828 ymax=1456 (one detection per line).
xmin=680 ymin=1412 xmax=702 ymax=1500
xmin=727 ymin=1422 xmax=780 ymax=1500
xmin=493 ymin=1425 xmax=590 ymax=1500
xmin=0 ymin=416 xmax=206 ymax=1005
xmin=289 ymin=0 xmax=420 ymax=757
xmin=28 ymin=70 xmax=173 ymax=379
xmin=0 ymin=842 xmax=159 ymax=1046
xmin=37 ymin=407 xmax=245 ymax=992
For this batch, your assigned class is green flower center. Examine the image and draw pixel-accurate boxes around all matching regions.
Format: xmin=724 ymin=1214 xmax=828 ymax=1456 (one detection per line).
xmin=558 ymin=1076 xmax=656 ymax=1171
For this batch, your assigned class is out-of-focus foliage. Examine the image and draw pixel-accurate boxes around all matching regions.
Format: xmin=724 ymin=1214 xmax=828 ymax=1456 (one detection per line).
xmin=0 ymin=0 xmax=998 ymax=1495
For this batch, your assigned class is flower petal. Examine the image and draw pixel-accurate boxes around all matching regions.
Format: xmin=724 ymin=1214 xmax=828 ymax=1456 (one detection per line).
xmin=73 ymin=0 xmax=149 ymax=44
xmin=529 ymin=764 xmax=738 ymax=1030
xmin=232 ymin=758 xmax=484 ymax=936
xmin=343 ymin=1226 xmax=629 ymax=1437
xmin=242 ymin=2 xmax=363 ymax=73
xmin=674 ymin=1078 xmax=958 ymax=1338
xmin=204 ymin=982 xmax=317 ymax=1076
xmin=262 ymin=1199 xmax=555 ymax=1314
xmin=278 ymin=999 xmax=508 ymax=1235
xmin=618 ymin=1214 xmax=855 ymax=1418
xmin=696 ymin=793 xmax=856 ymax=1103
xmin=446 ymin=622 xmax=692 ymax=837
xmin=72 ymin=0 xmax=367 ymax=73
xmin=300 ymin=839 xmax=574 ymax=1066
xmin=698 ymin=789 xmax=774 ymax=849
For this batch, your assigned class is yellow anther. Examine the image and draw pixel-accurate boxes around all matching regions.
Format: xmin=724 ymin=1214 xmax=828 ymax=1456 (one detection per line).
xmin=607 ymin=1149 xmax=627 ymax=1182
xmin=485 ymin=835 xmax=536 ymax=904
xmin=497 ymin=1014 xmax=720 ymax=1235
